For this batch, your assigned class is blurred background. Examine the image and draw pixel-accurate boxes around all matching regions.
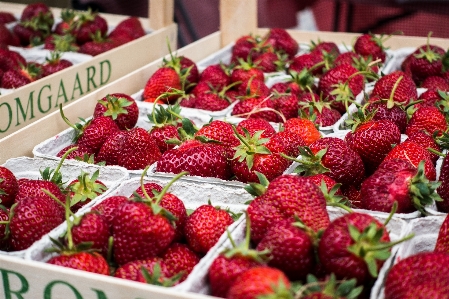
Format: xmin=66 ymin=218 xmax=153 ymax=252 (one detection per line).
xmin=5 ymin=0 xmax=449 ymax=47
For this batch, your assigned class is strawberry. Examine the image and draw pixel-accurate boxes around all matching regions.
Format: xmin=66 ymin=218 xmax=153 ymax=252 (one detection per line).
xmin=147 ymin=103 xmax=184 ymax=153
xmin=0 ymin=166 xmax=18 ymax=208
xmin=112 ymin=174 xmax=180 ymax=265
xmin=345 ymin=110 xmax=401 ymax=173
xmin=231 ymin=129 xmax=290 ymax=183
xmin=364 ymin=100 xmax=408 ymax=133
xmin=318 ymin=63 xmax=365 ymax=114
xmin=194 ymin=83 xmax=235 ymax=112
xmin=1 ymin=69 xmax=31 ymax=89
xmin=0 ymin=12 xmax=16 ymax=24
xmin=254 ymin=51 xmax=287 ymax=73
xmin=161 ymin=243 xmax=200 ymax=282
xmin=288 ymin=53 xmax=323 ymax=76
xmin=9 ymin=196 xmax=65 ymax=251
xmin=53 ymin=9 xmax=76 ymax=35
xmin=436 ymin=153 xmax=449 ymax=212
xmin=416 ymin=89 xmax=448 ymax=109
xmin=435 ymin=214 xmax=449 ymax=253
xmin=20 ymin=3 xmax=53 ymax=22
xmin=78 ymin=32 xmax=117 ymax=56
xmin=108 ymin=17 xmax=145 ymax=40
xmin=271 ymin=91 xmax=300 ymax=121
xmin=43 ymin=33 xmax=79 ymax=52
xmin=318 ymin=212 xmax=397 ymax=286
xmin=231 ymin=58 xmax=264 ymax=85
xmin=0 ymin=48 xmax=26 ymax=72
xmin=70 ymin=212 xmax=110 ymax=257
xmin=231 ymin=35 xmax=259 ymax=63
xmin=93 ymin=93 xmax=139 ymax=130
xmin=42 ymin=51 xmax=73 ymax=77
xmin=56 ymin=144 xmax=95 ymax=162
xmin=15 ymin=178 xmax=66 ymax=205
xmin=48 ymin=252 xmax=110 ymax=275
xmin=421 ymin=75 xmax=449 ymax=90
xmin=297 ymin=274 xmax=363 ymax=299
xmin=179 ymin=56 xmax=199 ymax=89
xmin=310 ymin=40 xmax=340 ymax=60
xmin=405 ymin=106 xmax=447 ymax=137
xmin=77 ymin=116 xmax=120 ymax=154
xmin=208 ymin=215 xmax=268 ymax=297
xmin=0 ymin=207 xmax=10 ymax=250
xmin=269 ymin=130 xmax=306 ymax=157
xmin=194 ymin=120 xmax=240 ymax=148
xmin=96 ymin=130 xmax=128 ymax=165
xmin=227 ymin=266 xmax=292 ymax=299
xmin=236 ymin=118 xmax=276 ymax=138
xmin=353 ymin=33 xmax=389 ymax=63
xmin=383 ymin=140 xmax=437 ymax=181
xmin=114 ymin=257 xmax=175 ymax=285
xmin=406 ymin=130 xmax=441 ymax=164
xmin=117 ymin=127 xmax=162 ymax=170
xmin=408 ymin=39 xmax=445 ymax=85
xmin=371 ymin=71 xmax=417 ymax=106
xmin=283 ymin=117 xmax=321 ymax=145
xmin=0 ymin=23 xmax=20 ymax=47
xmin=72 ymin=9 xmax=108 ymax=45
xmin=143 ymin=67 xmax=182 ymax=103
xmin=198 ymin=63 xmax=231 ymax=90
xmin=361 ymin=159 xmax=440 ymax=213
xmin=299 ymin=92 xmax=342 ymax=127
xmin=256 ymin=219 xmax=314 ymax=281
xmin=67 ymin=170 xmax=107 ymax=212
xmin=247 ymin=174 xmax=330 ymax=243
xmin=91 ymin=195 xmax=129 ymax=227
xmin=263 ymin=28 xmax=298 ymax=59
xmin=184 ymin=203 xmax=234 ymax=254
xmin=384 ymin=252 xmax=449 ymax=299
xmin=231 ymin=96 xmax=279 ymax=123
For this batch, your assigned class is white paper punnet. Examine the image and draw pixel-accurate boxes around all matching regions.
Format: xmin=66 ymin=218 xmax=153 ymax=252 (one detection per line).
xmin=0 ymin=157 xmax=129 ymax=258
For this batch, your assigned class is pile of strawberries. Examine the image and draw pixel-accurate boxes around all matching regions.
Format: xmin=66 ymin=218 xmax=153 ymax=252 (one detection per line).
xmin=0 ymin=2 xmax=146 ymax=89
xmin=44 ymin=175 xmax=239 ymax=287
xmin=0 ymin=157 xmax=108 ymax=252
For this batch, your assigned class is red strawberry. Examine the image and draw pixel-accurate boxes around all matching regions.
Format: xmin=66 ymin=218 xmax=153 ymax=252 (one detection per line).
xmin=117 ymin=127 xmax=162 ymax=170
xmin=288 ymin=52 xmax=322 ymax=75
xmin=77 ymin=116 xmax=120 ymax=154
xmin=43 ymin=33 xmax=79 ymax=52
xmin=20 ymin=3 xmax=53 ymax=22
xmin=147 ymin=103 xmax=184 ymax=153
xmin=271 ymin=91 xmax=300 ymax=121
xmin=0 ymin=208 xmax=10 ymax=250
xmin=406 ymin=130 xmax=441 ymax=164
xmin=231 ymin=96 xmax=279 ymax=123
xmin=436 ymin=154 xmax=449 ymax=212
xmin=93 ymin=93 xmax=139 ymax=130
xmin=0 ymin=166 xmax=18 ymax=208
xmin=383 ymin=140 xmax=437 ymax=181
xmin=184 ymin=204 xmax=234 ymax=254
xmin=263 ymin=28 xmax=298 ymax=59
xmin=365 ymin=100 xmax=408 ymax=133
xmin=231 ymin=58 xmax=264 ymax=85
xmin=298 ymin=92 xmax=342 ymax=127
xmin=298 ymin=274 xmax=363 ymax=299
xmin=10 ymin=196 xmax=65 ymax=251
xmin=353 ymin=33 xmax=388 ymax=63
xmin=48 ymin=252 xmax=110 ymax=275
xmin=318 ymin=212 xmax=392 ymax=285
xmin=91 ymin=195 xmax=129 ymax=227
xmin=227 ymin=266 xmax=291 ymax=299
xmin=405 ymin=106 xmax=447 ymax=137
xmin=96 ymin=130 xmax=128 ymax=165
xmin=114 ymin=257 xmax=174 ymax=285
xmin=78 ymin=32 xmax=117 ymax=56
xmin=0 ymin=23 xmax=20 ymax=47
xmin=254 ymin=51 xmax=287 ymax=73
xmin=108 ymin=17 xmax=145 ymax=40
xmin=66 ymin=170 xmax=107 ymax=212
xmin=0 ymin=12 xmax=16 ymax=24
xmin=283 ymin=117 xmax=321 ymax=145
xmin=269 ymin=130 xmax=306 ymax=157
xmin=161 ymin=243 xmax=200 ymax=282
xmin=71 ymin=212 xmax=110 ymax=256
xmin=179 ymin=56 xmax=199 ymax=89
xmin=421 ymin=76 xmax=449 ymax=90
xmin=42 ymin=52 xmax=73 ymax=77
xmin=248 ymin=174 xmax=330 ymax=243
xmin=72 ymin=9 xmax=108 ymax=45
xmin=15 ymin=178 xmax=66 ymax=204
xmin=361 ymin=159 xmax=440 ymax=213
xmin=231 ymin=35 xmax=259 ymax=63
xmin=345 ymin=116 xmax=401 ymax=173
xmin=256 ymin=219 xmax=314 ymax=280
xmin=143 ymin=67 xmax=182 ymax=103
xmin=435 ymin=214 xmax=449 ymax=253
xmin=416 ymin=89 xmax=447 ymax=109
xmin=318 ymin=63 xmax=365 ymax=114
xmin=198 ymin=63 xmax=231 ymax=90
xmin=384 ymin=252 xmax=449 ymax=299
xmin=310 ymin=40 xmax=340 ymax=59
xmin=194 ymin=83 xmax=235 ymax=112
xmin=371 ymin=71 xmax=417 ymax=106
xmin=236 ymin=118 xmax=276 ymax=138
xmin=194 ymin=120 xmax=240 ymax=148
xmin=1 ymin=69 xmax=31 ymax=89
xmin=408 ymin=41 xmax=445 ymax=85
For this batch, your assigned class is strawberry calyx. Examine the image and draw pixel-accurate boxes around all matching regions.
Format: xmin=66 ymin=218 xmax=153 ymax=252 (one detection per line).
xmin=68 ymin=170 xmax=107 ymax=208
xmin=288 ymin=68 xmax=316 ymax=91
xmin=294 ymin=273 xmax=363 ymax=299
xmin=318 ymin=180 xmax=352 ymax=212
xmin=59 ymin=103 xmax=90 ymax=143
xmin=73 ymin=8 xmax=97 ymax=29
xmin=148 ymin=100 xmax=183 ymax=128
xmin=222 ymin=212 xmax=270 ymax=264
xmin=282 ymin=146 xmax=330 ymax=176
xmin=244 ymin=171 xmax=270 ymax=197
xmin=232 ymin=127 xmax=272 ymax=171
xmin=21 ymin=11 xmax=53 ymax=33
xmin=140 ymin=263 xmax=183 ymax=287
xmin=409 ymin=160 xmax=442 ymax=215
xmin=414 ymin=32 xmax=442 ymax=63
xmin=298 ymin=91 xmax=334 ymax=115
xmin=344 ymin=104 xmax=377 ymax=132
xmin=98 ymin=94 xmax=134 ymax=121
xmin=51 ymin=33 xmax=79 ymax=52
xmin=257 ymin=278 xmax=294 ymax=299
xmin=40 ymin=146 xmax=78 ymax=189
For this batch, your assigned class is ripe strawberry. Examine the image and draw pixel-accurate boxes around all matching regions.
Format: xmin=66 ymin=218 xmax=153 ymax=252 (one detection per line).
xmin=114 ymin=257 xmax=174 ymax=285
xmin=194 ymin=120 xmax=240 ymax=148
xmin=318 ymin=63 xmax=365 ymax=114
xmin=1 ymin=68 xmax=32 ymax=89
xmin=96 ymin=130 xmax=128 ymax=165
xmin=231 ymin=58 xmax=264 ymax=85
xmin=78 ymin=32 xmax=117 ymax=56
xmin=247 ymin=174 xmax=330 ymax=243
xmin=371 ymin=71 xmax=417 ymax=106
xmin=0 ymin=48 xmax=26 ymax=72
xmin=198 ymin=63 xmax=231 ymax=90
xmin=77 ymin=116 xmax=120 ymax=154
xmin=283 ymin=117 xmax=321 ymax=145
xmin=406 ymin=130 xmax=441 ymax=164
xmin=345 ymin=113 xmax=401 ymax=173
xmin=227 ymin=266 xmax=292 ymax=299
xmin=91 ymin=195 xmax=129 ymax=227
xmin=108 ymin=17 xmax=145 ymax=40
xmin=72 ymin=9 xmax=108 ymax=45
xmin=231 ymin=96 xmax=280 ymax=123
xmin=436 ymin=154 xmax=449 ymax=212
xmin=117 ymin=127 xmax=162 ymax=170
xmin=416 ymin=89 xmax=447 ymax=109
xmin=43 ymin=33 xmax=79 ymax=52
xmin=435 ymin=214 xmax=449 ymax=253
xmin=254 ymin=51 xmax=287 ymax=73
xmin=48 ymin=252 xmax=110 ymax=275
xmin=263 ymin=28 xmax=298 ymax=59
xmin=15 ymin=178 xmax=66 ymax=204
xmin=0 ymin=166 xmax=18 ymax=208
xmin=288 ymin=52 xmax=322 ymax=75
xmin=0 ymin=12 xmax=16 ymax=24
xmin=236 ymin=118 xmax=276 ymax=138
xmin=20 ymin=3 xmax=53 ymax=22
xmin=384 ymin=252 xmax=449 ymax=299
xmin=42 ymin=52 xmax=73 ymax=77
xmin=161 ymin=243 xmax=200 ymax=282
xmin=271 ymin=91 xmax=299 ymax=121
xmin=408 ymin=40 xmax=445 ymax=85
xmin=365 ymin=100 xmax=408 ymax=133
xmin=318 ymin=212 xmax=394 ymax=285
xmin=194 ymin=83 xmax=235 ymax=112
xmin=179 ymin=56 xmax=199 ymax=89
xmin=405 ymin=106 xmax=447 ymax=137
xmin=353 ymin=33 xmax=388 ymax=63
xmin=421 ymin=75 xmax=449 ymax=90
xmin=143 ymin=67 xmax=182 ymax=103
xmin=361 ymin=159 xmax=440 ymax=213
xmin=184 ymin=204 xmax=234 ymax=254
xmin=299 ymin=92 xmax=342 ymax=127
xmin=0 ymin=207 xmax=10 ymax=250
xmin=10 ymin=196 xmax=65 ymax=251
xmin=93 ymin=93 xmax=139 ymax=130
xmin=231 ymin=35 xmax=259 ymax=63
xmin=383 ymin=140 xmax=437 ymax=181
xmin=310 ymin=40 xmax=340 ymax=59
xmin=269 ymin=130 xmax=306 ymax=157
xmin=71 ymin=212 xmax=110 ymax=256
xmin=256 ymin=219 xmax=314 ymax=281
xmin=0 ymin=23 xmax=20 ymax=47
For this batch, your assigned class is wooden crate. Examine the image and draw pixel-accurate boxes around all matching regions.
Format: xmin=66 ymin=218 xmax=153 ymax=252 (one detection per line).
xmin=0 ymin=0 xmax=176 ymax=138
